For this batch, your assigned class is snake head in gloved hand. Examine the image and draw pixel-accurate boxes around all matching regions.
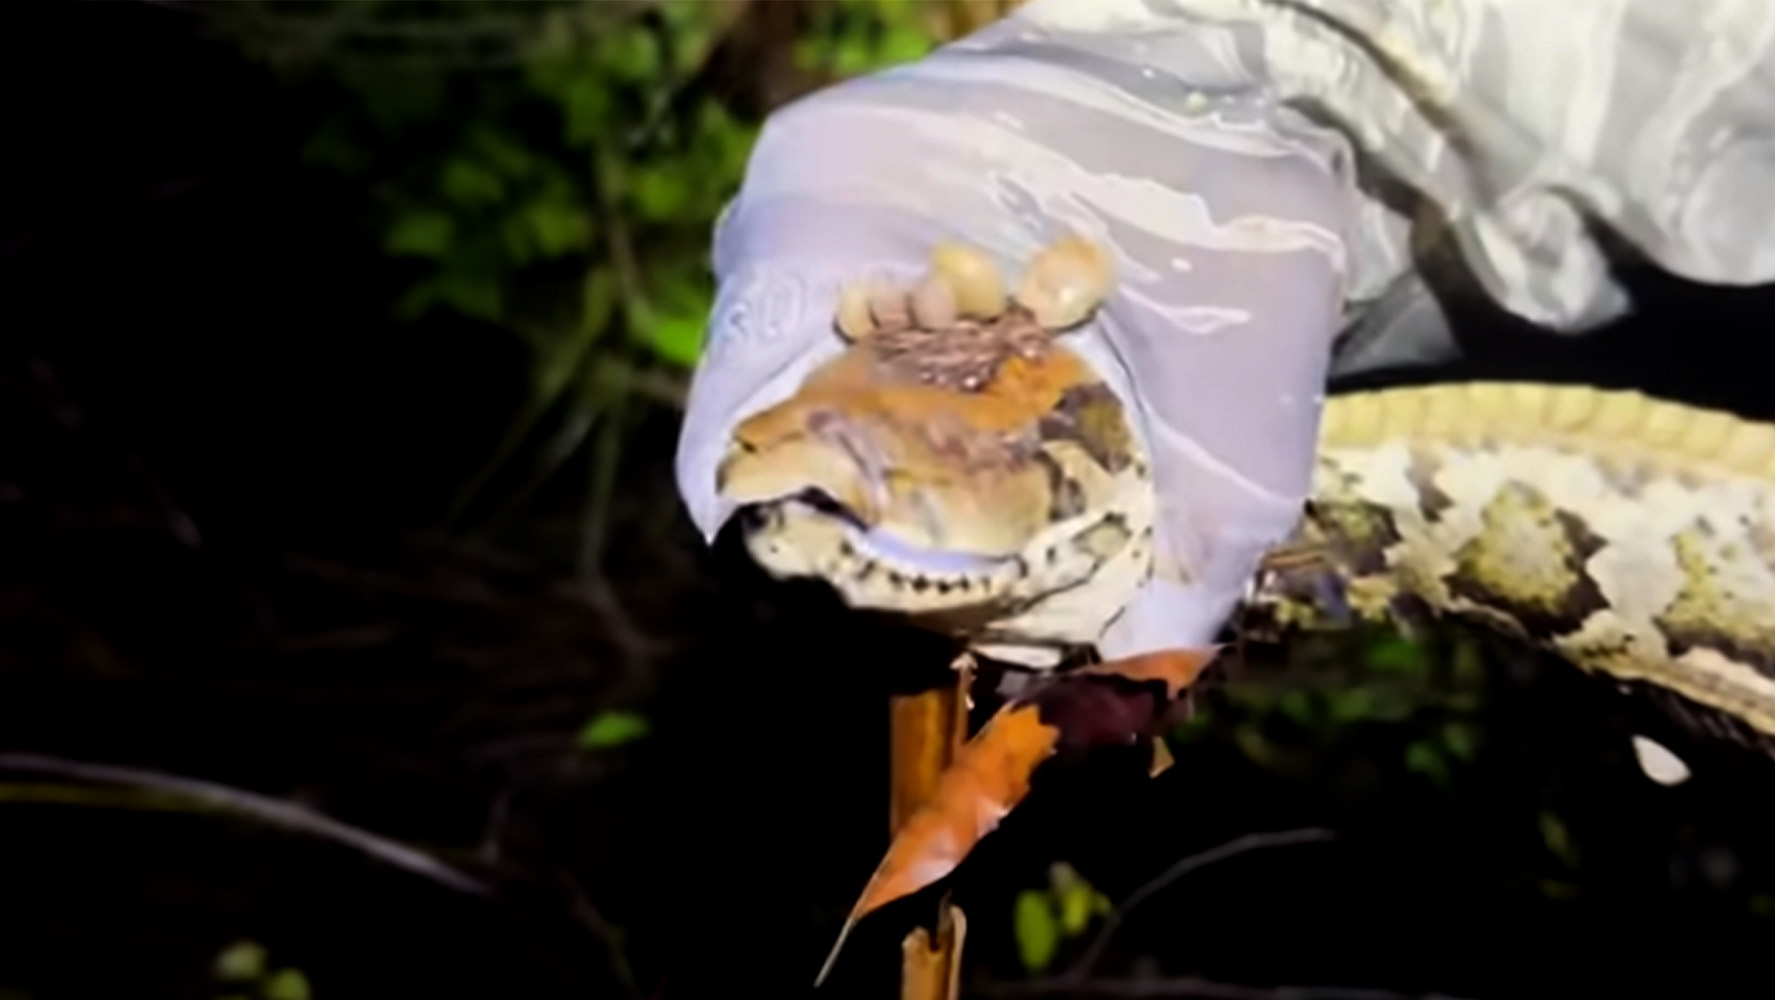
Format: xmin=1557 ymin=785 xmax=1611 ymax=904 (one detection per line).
xmin=714 ymin=236 xmax=1157 ymax=669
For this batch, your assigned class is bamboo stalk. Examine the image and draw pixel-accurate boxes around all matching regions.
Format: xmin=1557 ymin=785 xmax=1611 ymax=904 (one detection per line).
xmin=889 ymin=656 xmax=974 ymax=1000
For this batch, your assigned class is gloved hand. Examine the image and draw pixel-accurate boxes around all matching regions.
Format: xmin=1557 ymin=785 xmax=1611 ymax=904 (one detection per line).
xmin=674 ymin=4 xmax=1357 ymax=659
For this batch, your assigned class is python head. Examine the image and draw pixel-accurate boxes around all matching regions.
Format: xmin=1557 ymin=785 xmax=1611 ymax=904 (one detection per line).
xmin=716 ymin=237 xmax=1158 ymax=667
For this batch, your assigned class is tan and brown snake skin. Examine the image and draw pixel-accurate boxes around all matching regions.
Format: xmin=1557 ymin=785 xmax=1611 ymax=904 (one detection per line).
xmin=1251 ymin=382 xmax=1775 ymax=746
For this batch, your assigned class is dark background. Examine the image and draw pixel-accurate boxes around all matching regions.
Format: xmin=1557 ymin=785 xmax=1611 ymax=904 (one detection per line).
xmin=6 ymin=3 xmax=1775 ymax=999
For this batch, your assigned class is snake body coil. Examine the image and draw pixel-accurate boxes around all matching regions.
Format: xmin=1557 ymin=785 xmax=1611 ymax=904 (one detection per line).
xmin=1249 ymin=381 xmax=1775 ymax=743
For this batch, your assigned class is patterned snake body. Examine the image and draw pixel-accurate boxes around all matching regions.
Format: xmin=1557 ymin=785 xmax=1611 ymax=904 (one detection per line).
xmin=1257 ymin=382 xmax=1775 ymax=741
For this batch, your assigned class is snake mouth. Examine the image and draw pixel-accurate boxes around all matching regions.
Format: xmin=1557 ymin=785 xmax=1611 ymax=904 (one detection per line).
xmin=840 ymin=518 xmax=1014 ymax=576
xmin=737 ymin=488 xmax=1014 ymax=580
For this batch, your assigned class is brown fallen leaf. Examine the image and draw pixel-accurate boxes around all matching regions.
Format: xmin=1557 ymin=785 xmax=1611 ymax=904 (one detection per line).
xmin=815 ymin=646 xmax=1222 ymax=986
xmin=817 ymin=700 xmax=1058 ymax=986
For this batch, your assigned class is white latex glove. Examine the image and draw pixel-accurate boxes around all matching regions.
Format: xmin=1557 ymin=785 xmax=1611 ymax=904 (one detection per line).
xmin=676 ymin=0 xmax=1775 ymax=661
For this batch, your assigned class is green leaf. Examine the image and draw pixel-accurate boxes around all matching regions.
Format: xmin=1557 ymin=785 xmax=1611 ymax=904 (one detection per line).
xmin=360 ymin=69 xmax=446 ymax=129
xmin=1169 ymin=704 xmax=1212 ymax=741
xmin=213 ymin=940 xmax=267 ymax=983
xmin=1325 ymin=687 xmax=1374 ymax=723
xmin=384 ymin=209 xmax=455 ymax=258
xmin=1441 ymin=721 xmax=1480 ymax=760
xmin=523 ymin=201 xmax=591 ymax=258
xmin=394 ymin=281 xmax=439 ymax=321
xmin=501 ymin=214 xmax=537 ymax=267
xmin=638 ymin=275 xmax=712 ymax=368
xmin=1052 ymin=864 xmax=1098 ymax=937
xmin=1539 ymin=810 xmax=1578 ymax=866
xmin=1451 ymin=635 xmax=1487 ymax=684
xmin=647 ymin=312 xmax=706 ymax=369
xmin=833 ymin=42 xmax=877 ymax=77
xmin=301 ymin=122 xmax=370 ymax=174
xmin=262 ymin=968 xmax=312 ymax=1000
xmin=630 ymin=169 xmax=690 ymax=223
xmin=1328 ymin=685 xmax=1413 ymax=724
xmin=1277 ymin=688 xmax=1318 ymax=728
xmin=1404 ymin=741 xmax=1448 ymax=783
xmin=1364 ymin=634 xmax=1428 ymax=673
xmin=1013 ymin=890 xmax=1061 ymax=974
xmin=1234 ymin=725 xmax=1286 ymax=769
xmin=436 ymin=272 xmax=503 ymax=322
xmin=440 ymin=159 xmax=506 ymax=206
xmin=469 ymin=125 xmax=537 ymax=180
xmin=879 ymin=25 xmax=934 ymax=65
xmin=564 ymin=74 xmax=615 ymax=145
xmin=601 ymin=27 xmax=659 ymax=82
xmin=579 ymin=266 xmax=619 ymax=342
xmin=578 ymin=710 xmax=650 ymax=749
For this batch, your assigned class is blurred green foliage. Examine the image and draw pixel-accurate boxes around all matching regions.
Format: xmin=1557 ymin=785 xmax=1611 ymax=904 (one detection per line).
xmin=213 ymin=0 xmax=954 ymax=545
xmin=577 ymin=708 xmax=652 ymax=749
xmin=1013 ymin=861 xmax=1113 ymax=974
xmin=213 ymin=939 xmax=311 ymax=1000
xmin=1174 ymin=626 xmax=1489 ymax=792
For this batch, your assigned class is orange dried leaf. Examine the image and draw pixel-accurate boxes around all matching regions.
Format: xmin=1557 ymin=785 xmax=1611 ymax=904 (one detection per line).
xmin=816 ymin=703 xmax=1059 ymax=986
xmin=814 ymin=646 xmax=1224 ymax=987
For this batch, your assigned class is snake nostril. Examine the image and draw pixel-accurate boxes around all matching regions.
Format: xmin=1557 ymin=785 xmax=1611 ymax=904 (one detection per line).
xmin=735 ymin=503 xmax=775 ymax=535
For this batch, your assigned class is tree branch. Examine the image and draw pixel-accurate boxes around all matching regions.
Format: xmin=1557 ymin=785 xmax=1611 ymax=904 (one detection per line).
xmin=0 ymin=752 xmax=492 ymax=897
xmin=1067 ymin=828 xmax=1338 ymax=980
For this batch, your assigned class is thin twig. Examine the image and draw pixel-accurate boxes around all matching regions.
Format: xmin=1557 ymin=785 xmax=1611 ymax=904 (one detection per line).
xmin=0 ymin=783 xmax=199 ymax=813
xmin=578 ymin=373 xmax=627 ymax=578
xmin=1064 ymin=829 xmax=1337 ymax=980
xmin=563 ymin=874 xmax=648 ymax=1000
xmin=622 ymin=364 xmax=689 ymax=410
xmin=0 ymin=753 xmax=491 ymax=897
